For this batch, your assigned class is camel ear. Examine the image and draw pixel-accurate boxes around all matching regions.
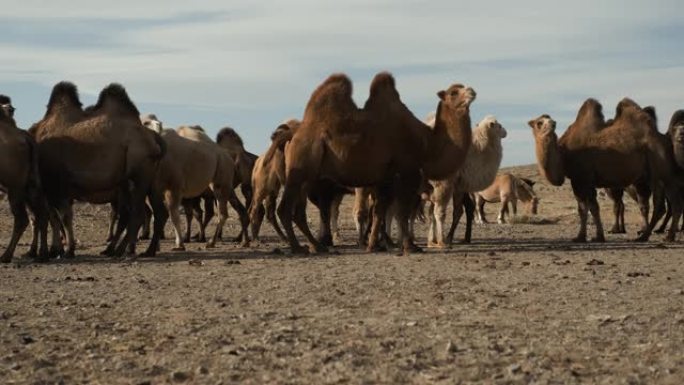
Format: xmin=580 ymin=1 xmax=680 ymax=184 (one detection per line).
xmin=437 ymin=90 xmax=446 ymax=100
xmin=527 ymin=119 xmax=536 ymax=128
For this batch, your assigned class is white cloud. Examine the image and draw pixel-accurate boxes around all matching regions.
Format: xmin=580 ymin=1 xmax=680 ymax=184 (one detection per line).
xmin=1 ymin=0 xmax=683 ymax=165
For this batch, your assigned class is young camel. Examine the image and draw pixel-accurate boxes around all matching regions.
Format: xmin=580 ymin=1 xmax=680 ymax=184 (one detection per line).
xmin=474 ymin=173 xmax=539 ymax=224
xmin=427 ymin=116 xmax=506 ymax=246
xmin=0 ymin=95 xmax=49 ymax=262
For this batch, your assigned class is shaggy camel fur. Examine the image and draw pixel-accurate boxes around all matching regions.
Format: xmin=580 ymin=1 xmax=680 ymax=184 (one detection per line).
xmin=530 ymin=99 xmax=683 ymax=242
xmin=155 ymin=126 xmax=249 ymax=251
xmin=278 ymin=72 xmax=475 ymax=254
xmin=426 ymin=116 xmax=506 ymax=246
xmin=30 ymin=82 xmax=164 ymax=258
xmin=474 ymin=173 xmax=539 ymax=224
xmin=0 ymin=95 xmax=48 ymax=262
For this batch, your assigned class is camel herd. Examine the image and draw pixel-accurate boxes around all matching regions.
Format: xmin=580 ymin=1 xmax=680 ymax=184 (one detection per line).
xmin=1 ymin=72 xmax=684 ymax=263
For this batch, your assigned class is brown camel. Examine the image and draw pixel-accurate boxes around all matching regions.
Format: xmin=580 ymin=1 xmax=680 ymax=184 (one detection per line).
xmin=278 ymin=72 xmax=475 ymax=254
xmin=474 ymin=173 xmax=539 ymax=224
xmin=29 ymin=82 xmax=165 ymax=258
xmin=216 ymin=126 xmax=258 ymax=241
xmin=152 ymin=127 xmax=249 ymax=251
xmin=530 ymin=99 xmax=683 ymax=242
xmin=0 ymin=95 xmax=48 ymax=262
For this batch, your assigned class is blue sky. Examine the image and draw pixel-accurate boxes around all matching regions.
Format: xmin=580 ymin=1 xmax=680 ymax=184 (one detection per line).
xmin=1 ymin=0 xmax=683 ymax=166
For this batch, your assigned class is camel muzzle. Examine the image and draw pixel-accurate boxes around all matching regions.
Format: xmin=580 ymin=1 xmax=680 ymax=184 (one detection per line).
xmin=0 ymin=103 xmax=14 ymax=118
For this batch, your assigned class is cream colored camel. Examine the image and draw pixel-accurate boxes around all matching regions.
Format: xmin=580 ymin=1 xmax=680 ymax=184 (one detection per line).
xmin=0 ymin=95 xmax=48 ymax=262
xmin=530 ymin=99 xmax=683 ymax=242
xmin=278 ymin=72 xmax=475 ymax=254
xmin=474 ymin=173 xmax=539 ymax=224
xmin=426 ymin=116 xmax=506 ymax=246
xmin=154 ymin=127 xmax=249 ymax=251
xmin=30 ymin=82 xmax=164 ymax=258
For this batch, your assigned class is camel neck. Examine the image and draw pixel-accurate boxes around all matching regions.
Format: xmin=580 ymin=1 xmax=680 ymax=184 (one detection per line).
xmin=535 ymin=132 xmax=565 ymax=186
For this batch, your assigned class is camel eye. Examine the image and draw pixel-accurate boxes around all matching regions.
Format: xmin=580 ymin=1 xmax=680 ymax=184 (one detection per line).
xmin=536 ymin=121 xmax=542 ymax=128
xmin=450 ymin=90 xmax=459 ymax=96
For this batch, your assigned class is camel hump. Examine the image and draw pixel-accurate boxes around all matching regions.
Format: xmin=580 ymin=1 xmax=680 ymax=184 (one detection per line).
xmin=367 ymin=71 xmax=400 ymax=103
xmin=303 ymin=73 xmax=354 ymax=118
xmin=669 ymin=110 xmax=684 ymax=133
xmin=47 ymin=81 xmax=81 ymax=112
xmin=216 ymin=126 xmax=244 ymax=148
xmin=95 ymin=83 xmax=140 ymax=117
xmin=576 ymin=98 xmax=605 ymax=125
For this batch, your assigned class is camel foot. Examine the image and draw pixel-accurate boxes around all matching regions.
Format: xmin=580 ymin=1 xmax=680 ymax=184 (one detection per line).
xmin=633 ymin=233 xmax=650 ymax=242
xmin=664 ymin=234 xmax=676 ymax=243
xmin=49 ymin=247 xmax=65 ymax=259
xmin=654 ymin=228 xmax=665 ymax=234
xmin=0 ymin=253 xmax=11 ymax=263
xmin=366 ymin=244 xmax=388 ymax=253
xmin=457 ymin=238 xmax=472 ymax=245
xmin=309 ymin=243 xmax=328 ymax=254
xmin=64 ymin=250 xmax=76 ymax=259
xmin=571 ymin=236 xmax=587 ymax=243
xmin=427 ymin=241 xmax=448 ymax=249
xmin=240 ymin=240 xmax=250 ymax=248
xmin=139 ymin=234 xmax=150 ymax=241
xmin=172 ymin=246 xmax=186 ymax=252
xmin=21 ymin=249 xmax=37 ymax=260
xmin=290 ymin=245 xmax=309 ymax=255
xmin=591 ymin=236 xmax=606 ymax=243
xmin=609 ymin=227 xmax=625 ymax=234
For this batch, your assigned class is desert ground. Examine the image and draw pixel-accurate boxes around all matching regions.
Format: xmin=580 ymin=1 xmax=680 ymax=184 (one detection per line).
xmin=1 ymin=164 xmax=683 ymax=385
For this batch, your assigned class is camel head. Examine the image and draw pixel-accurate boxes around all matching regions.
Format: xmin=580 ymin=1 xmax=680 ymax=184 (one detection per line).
xmin=216 ymin=126 xmax=244 ymax=148
xmin=528 ymin=114 xmax=556 ymax=138
xmin=477 ymin=115 xmax=507 ymax=140
xmin=669 ymin=110 xmax=684 ymax=169
xmin=0 ymin=95 xmax=15 ymax=118
xmin=437 ymin=84 xmax=476 ymax=110
xmin=140 ymin=113 xmax=163 ymax=133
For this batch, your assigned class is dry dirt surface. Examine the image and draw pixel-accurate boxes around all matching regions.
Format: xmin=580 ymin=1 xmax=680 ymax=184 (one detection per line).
xmin=1 ymin=165 xmax=683 ymax=385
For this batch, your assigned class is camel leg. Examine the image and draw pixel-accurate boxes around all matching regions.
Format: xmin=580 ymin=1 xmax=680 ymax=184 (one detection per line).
xmin=277 ymin=178 xmax=308 ymax=254
xmin=232 ymin=184 xmax=253 ymax=243
xmin=353 ymin=189 xmax=369 ymax=246
xmin=510 ymin=198 xmax=518 ymax=217
xmin=367 ymin=186 xmax=390 ymax=253
xmin=142 ymin=189 xmax=168 ymax=257
xmin=426 ymin=201 xmax=436 ymax=246
xmin=249 ymin=201 xmax=265 ymax=243
xmin=498 ymin=199 xmax=508 ymax=224
xmin=139 ymin=203 xmax=152 ymax=240
xmin=27 ymin=187 xmax=49 ymax=262
xmin=446 ymin=192 xmax=465 ymax=245
xmin=166 ymin=192 xmax=185 ymax=251
xmin=395 ymin=172 xmax=422 ymax=254
xmin=47 ymin=206 xmax=65 ymax=259
xmin=182 ymin=200 xmax=195 ymax=243
xmin=0 ymin=192 xmax=30 ymax=263
xmin=663 ymin=184 xmax=682 ymax=242
xmin=107 ymin=201 xmax=118 ymax=242
xmin=113 ymin=184 xmax=148 ymax=257
xmin=265 ymin=195 xmax=287 ymax=242
xmin=313 ymin=195 xmax=333 ymax=247
xmin=201 ymin=196 xmax=215 ymax=242
xmin=475 ymin=195 xmax=487 ymax=224
xmin=607 ymin=188 xmax=625 ymax=234
xmin=331 ymin=192 xmax=344 ymax=244
xmin=462 ymin=193 xmax=475 ymax=244
xmin=655 ymin=197 xmax=671 ymax=234
xmin=227 ymin=191 xmax=250 ymax=247
xmin=55 ymin=202 xmax=77 ymax=259
xmin=586 ymin=192 xmax=605 ymax=242
xmin=24 ymin=216 xmax=39 ymax=260
xmin=207 ymin=194 xmax=229 ymax=249
xmin=634 ymin=183 xmax=650 ymax=235
xmin=293 ymin=196 xmax=327 ymax=253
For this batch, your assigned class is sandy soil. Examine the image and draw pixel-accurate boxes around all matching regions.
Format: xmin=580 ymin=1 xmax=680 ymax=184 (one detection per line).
xmin=1 ymin=165 xmax=683 ymax=385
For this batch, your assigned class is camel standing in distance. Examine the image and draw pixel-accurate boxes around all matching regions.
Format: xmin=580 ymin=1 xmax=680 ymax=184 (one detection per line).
xmin=530 ymin=99 xmax=683 ymax=242
xmin=154 ymin=126 xmax=249 ymax=251
xmin=474 ymin=173 xmax=539 ymax=224
xmin=30 ymin=82 xmax=165 ymax=258
xmin=426 ymin=115 xmax=506 ymax=246
xmin=216 ymin=126 xmax=259 ymax=241
xmin=278 ymin=72 xmax=475 ymax=254
xmin=0 ymin=95 xmax=48 ymax=262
